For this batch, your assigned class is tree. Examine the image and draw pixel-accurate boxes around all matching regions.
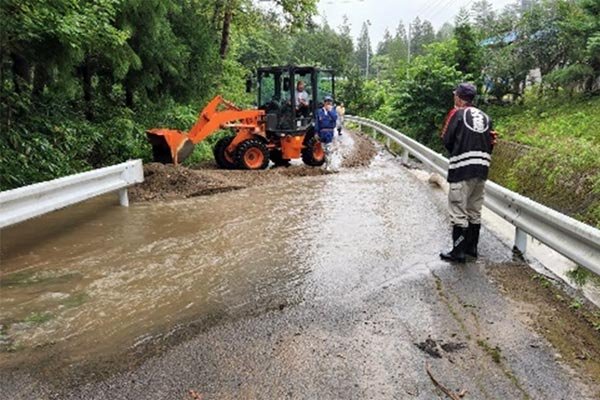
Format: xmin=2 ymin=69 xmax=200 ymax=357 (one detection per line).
xmin=437 ymin=22 xmax=455 ymax=41
xmin=410 ymin=17 xmax=436 ymax=56
xmin=454 ymin=20 xmax=482 ymax=77
xmin=355 ymin=21 xmax=373 ymax=78
xmin=391 ymin=40 xmax=466 ymax=150
xmin=0 ymin=0 xmax=131 ymax=120
xmin=471 ymin=0 xmax=496 ymax=37
xmin=389 ymin=22 xmax=409 ymax=65
xmin=377 ymin=29 xmax=394 ymax=55
xmin=214 ymin=0 xmax=318 ymax=59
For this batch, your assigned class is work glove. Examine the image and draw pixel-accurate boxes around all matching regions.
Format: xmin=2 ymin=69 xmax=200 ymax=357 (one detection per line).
xmin=490 ymin=130 xmax=498 ymax=146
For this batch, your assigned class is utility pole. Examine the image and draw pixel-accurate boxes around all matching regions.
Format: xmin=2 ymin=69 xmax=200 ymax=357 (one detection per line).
xmin=365 ymin=20 xmax=371 ymax=79
xmin=407 ymin=23 xmax=411 ymax=79
xmin=366 ymin=39 xmax=369 ymax=79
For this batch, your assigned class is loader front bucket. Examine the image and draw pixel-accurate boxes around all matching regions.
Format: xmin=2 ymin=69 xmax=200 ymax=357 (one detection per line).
xmin=146 ymin=129 xmax=195 ymax=164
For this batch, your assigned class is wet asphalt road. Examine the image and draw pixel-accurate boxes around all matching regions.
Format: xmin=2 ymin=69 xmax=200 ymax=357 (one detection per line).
xmin=2 ymin=135 xmax=598 ymax=399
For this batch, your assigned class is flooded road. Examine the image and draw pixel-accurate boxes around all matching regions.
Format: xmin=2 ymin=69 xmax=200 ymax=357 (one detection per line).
xmin=1 ymin=133 xmax=599 ymax=399
xmin=1 ymin=175 xmax=328 ymax=366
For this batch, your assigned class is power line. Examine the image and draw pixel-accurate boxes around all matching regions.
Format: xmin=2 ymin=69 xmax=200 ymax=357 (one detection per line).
xmin=415 ymin=0 xmax=448 ymax=20
xmin=426 ymin=0 xmax=476 ymax=23
xmin=424 ymin=0 xmax=460 ymax=21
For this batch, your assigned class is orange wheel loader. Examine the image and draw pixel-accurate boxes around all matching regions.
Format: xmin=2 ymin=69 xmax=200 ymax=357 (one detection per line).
xmin=146 ymin=65 xmax=336 ymax=169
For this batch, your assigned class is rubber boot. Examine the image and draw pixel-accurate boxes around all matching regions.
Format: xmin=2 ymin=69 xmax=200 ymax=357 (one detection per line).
xmin=440 ymin=225 xmax=467 ymax=263
xmin=465 ymin=223 xmax=481 ymax=258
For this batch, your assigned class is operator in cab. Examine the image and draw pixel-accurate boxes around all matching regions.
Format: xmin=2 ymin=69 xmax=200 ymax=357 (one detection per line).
xmin=315 ymin=96 xmax=337 ymax=171
xmin=295 ymin=80 xmax=310 ymax=117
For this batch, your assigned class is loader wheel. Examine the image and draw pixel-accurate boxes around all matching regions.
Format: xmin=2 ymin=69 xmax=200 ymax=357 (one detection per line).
xmin=213 ymin=136 xmax=237 ymax=169
xmin=235 ymin=139 xmax=269 ymax=170
xmin=301 ymin=135 xmax=325 ymax=166
xmin=270 ymin=149 xmax=291 ymax=167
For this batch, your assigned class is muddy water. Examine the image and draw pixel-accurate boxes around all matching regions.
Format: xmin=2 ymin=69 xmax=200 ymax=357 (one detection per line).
xmin=0 ymin=146 xmax=449 ymax=375
xmin=0 ymin=178 xmax=330 ymax=368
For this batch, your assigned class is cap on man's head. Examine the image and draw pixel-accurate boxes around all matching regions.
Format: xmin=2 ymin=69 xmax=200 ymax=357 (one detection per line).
xmin=454 ymin=82 xmax=477 ymax=102
xmin=323 ymin=95 xmax=333 ymax=103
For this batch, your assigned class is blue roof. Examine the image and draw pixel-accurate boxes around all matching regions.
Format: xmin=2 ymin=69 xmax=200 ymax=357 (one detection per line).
xmin=480 ymin=31 xmax=518 ymax=47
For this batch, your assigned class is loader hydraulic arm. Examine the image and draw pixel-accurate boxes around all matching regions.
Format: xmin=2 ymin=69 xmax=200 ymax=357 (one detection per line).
xmin=186 ymin=95 xmax=265 ymax=144
xmin=146 ymin=95 xmax=265 ymax=164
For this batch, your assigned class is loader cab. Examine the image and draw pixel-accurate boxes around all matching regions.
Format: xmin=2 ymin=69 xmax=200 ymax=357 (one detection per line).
xmin=256 ymin=65 xmax=335 ymax=135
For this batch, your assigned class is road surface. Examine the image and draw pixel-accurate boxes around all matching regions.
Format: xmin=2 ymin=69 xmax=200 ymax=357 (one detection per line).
xmin=1 ymin=133 xmax=598 ymax=399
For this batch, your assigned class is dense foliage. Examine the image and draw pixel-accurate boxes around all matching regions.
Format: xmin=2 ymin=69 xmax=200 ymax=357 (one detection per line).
xmin=0 ymin=0 xmax=329 ymax=189
xmin=1 ymin=0 xmax=599 ymax=227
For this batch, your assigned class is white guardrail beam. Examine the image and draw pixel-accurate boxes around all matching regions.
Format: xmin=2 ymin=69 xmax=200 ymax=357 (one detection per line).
xmin=347 ymin=115 xmax=600 ymax=275
xmin=0 ymin=159 xmax=144 ymax=228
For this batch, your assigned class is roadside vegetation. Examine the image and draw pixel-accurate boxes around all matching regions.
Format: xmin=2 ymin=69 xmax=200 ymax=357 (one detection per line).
xmin=488 ymin=93 xmax=600 ymax=226
xmin=1 ymin=0 xmax=598 ymax=225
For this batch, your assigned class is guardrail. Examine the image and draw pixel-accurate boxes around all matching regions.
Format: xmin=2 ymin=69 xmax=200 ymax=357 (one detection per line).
xmin=0 ymin=160 xmax=144 ymax=228
xmin=346 ymin=115 xmax=600 ymax=275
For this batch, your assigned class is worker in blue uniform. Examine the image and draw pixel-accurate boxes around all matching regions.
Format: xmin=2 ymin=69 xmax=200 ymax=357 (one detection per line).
xmin=315 ymin=96 xmax=337 ymax=171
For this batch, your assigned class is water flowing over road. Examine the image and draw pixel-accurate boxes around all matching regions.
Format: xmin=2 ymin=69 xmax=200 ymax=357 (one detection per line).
xmin=1 ymin=133 xmax=599 ymax=399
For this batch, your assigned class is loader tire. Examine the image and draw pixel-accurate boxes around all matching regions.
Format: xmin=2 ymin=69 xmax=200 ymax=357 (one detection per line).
xmin=270 ymin=149 xmax=291 ymax=167
xmin=301 ymin=135 xmax=325 ymax=166
xmin=235 ymin=139 xmax=270 ymax=170
xmin=213 ymin=136 xmax=237 ymax=169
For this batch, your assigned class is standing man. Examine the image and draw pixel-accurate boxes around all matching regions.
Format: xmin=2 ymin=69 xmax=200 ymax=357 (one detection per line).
xmin=440 ymin=83 xmax=495 ymax=263
xmin=335 ymin=102 xmax=345 ymax=136
xmin=315 ymin=96 xmax=337 ymax=171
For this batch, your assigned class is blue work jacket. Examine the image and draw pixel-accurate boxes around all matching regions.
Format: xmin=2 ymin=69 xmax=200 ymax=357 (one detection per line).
xmin=315 ymin=107 xmax=337 ymax=144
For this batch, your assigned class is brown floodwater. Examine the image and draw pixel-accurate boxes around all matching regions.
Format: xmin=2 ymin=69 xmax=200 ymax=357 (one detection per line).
xmin=0 ymin=178 xmax=331 ymax=368
xmin=0 ymin=149 xmax=445 ymax=374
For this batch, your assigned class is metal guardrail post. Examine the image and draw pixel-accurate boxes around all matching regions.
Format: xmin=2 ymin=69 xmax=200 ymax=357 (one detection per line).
xmin=402 ymin=149 xmax=409 ymax=164
xmin=514 ymin=226 xmax=527 ymax=256
xmin=119 ymin=188 xmax=130 ymax=207
xmin=386 ymin=137 xmax=391 ymax=149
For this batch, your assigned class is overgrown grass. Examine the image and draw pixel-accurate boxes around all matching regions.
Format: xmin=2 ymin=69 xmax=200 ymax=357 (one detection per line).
xmin=489 ymin=92 xmax=600 ymax=148
xmin=485 ymin=92 xmax=600 ymax=227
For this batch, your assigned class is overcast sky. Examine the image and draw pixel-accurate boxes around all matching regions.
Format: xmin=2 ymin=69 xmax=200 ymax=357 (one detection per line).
xmin=316 ymin=0 xmax=517 ymax=47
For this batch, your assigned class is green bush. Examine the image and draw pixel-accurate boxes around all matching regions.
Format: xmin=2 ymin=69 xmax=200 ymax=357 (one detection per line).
xmin=389 ymin=40 xmax=467 ymax=152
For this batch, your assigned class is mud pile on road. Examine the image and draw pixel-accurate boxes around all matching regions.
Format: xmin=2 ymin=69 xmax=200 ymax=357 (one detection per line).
xmin=341 ymin=131 xmax=377 ymax=168
xmin=128 ymin=163 xmax=242 ymax=202
xmin=130 ymin=131 xmax=377 ymax=202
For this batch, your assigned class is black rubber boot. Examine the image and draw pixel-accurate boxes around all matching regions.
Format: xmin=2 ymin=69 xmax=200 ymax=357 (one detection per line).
xmin=440 ymin=225 xmax=467 ymax=263
xmin=465 ymin=223 xmax=481 ymax=258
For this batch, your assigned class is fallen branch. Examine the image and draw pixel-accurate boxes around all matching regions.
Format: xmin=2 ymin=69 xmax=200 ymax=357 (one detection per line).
xmin=425 ymin=362 xmax=467 ymax=400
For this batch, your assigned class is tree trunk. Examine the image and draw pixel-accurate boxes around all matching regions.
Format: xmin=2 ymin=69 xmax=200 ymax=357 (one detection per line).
xmin=125 ymin=84 xmax=134 ymax=108
xmin=32 ymin=63 xmax=49 ymax=97
xmin=212 ymin=0 xmax=223 ymax=30
xmin=11 ymin=53 xmax=30 ymax=93
xmin=219 ymin=5 xmax=233 ymax=59
xmin=1 ymin=49 xmax=10 ymax=132
xmin=79 ymin=57 xmax=94 ymax=120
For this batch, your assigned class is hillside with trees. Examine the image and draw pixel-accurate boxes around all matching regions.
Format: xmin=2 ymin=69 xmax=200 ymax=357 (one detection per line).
xmin=1 ymin=0 xmax=598 ymax=225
